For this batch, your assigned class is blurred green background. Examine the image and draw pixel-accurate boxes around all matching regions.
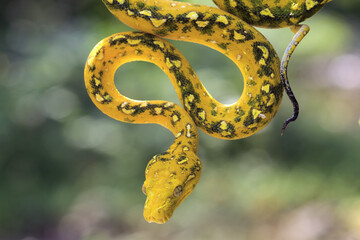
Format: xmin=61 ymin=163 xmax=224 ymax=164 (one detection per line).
xmin=1 ymin=0 xmax=360 ymax=239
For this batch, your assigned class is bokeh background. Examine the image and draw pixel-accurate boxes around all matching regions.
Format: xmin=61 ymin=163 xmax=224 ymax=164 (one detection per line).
xmin=1 ymin=0 xmax=360 ymax=239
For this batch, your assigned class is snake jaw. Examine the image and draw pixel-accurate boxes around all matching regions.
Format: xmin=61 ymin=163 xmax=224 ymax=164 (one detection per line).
xmin=144 ymin=215 xmax=169 ymax=224
xmin=143 ymin=185 xmax=194 ymax=224
xmin=143 ymin=196 xmax=175 ymax=224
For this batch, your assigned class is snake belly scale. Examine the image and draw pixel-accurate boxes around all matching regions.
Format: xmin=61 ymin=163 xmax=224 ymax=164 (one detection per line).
xmin=84 ymin=0 xmax=332 ymax=224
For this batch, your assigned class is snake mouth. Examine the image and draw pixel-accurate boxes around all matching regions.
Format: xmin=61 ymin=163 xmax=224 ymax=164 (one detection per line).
xmin=144 ymin=214 xmax=170 ymax=224
xmin=143 ymin=205 xmax=173 ymax=224
xmin=143 ymin=191 xmax=192 ymax=224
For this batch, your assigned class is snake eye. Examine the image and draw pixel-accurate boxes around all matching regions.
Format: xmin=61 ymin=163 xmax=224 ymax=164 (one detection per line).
xmin=142 ymin=184 xmax=146 ymax=196
xmin=173 ymin=185 xmax=183 ymax=197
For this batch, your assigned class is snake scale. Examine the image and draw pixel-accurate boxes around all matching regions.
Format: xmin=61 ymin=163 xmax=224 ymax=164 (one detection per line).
xmin=84 ymin=0 xmax=332 ymax=224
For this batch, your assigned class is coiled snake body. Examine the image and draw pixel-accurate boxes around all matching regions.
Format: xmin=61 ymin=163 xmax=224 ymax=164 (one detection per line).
xmin=84 ymin=0 xmax=332 ymax=224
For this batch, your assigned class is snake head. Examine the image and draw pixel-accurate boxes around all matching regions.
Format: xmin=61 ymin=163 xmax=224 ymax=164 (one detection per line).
xmin=142 ymin=150 xmax=201 ymax=224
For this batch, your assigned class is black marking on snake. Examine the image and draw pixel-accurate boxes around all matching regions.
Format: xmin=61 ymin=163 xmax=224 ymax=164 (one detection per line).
xmin=214 ymin=14 xmax=233 ymax=29
xmin=252 ymin=41 xmax=277 ymax=78
xmin=136 ymin=1 xmax=145 ymax=9
xmin=171 ymin=141 xmax=182 ymax=154
xmin=148 ymin=5 xmax=161 ymax=12
xmin=190 ymin=162 xmax=201 ymax=174
xmin=105 ymin=1 xmax=178 ymax=36
xmin=116 ymin=102 xmax=175 ymax=116
xmin=243 ymin=111 xmax=258 ymax=127
xmin=204 ymin=120 xmax=236 ymax=138
xmin=192 ymin=14 xmax=216 ymax=36
xmin=247 ymin=93 xmax=274 ymax=114
xmin=90 ymin=75 xmax=103 ymax=90
xmin=217 ymin=42 xmax=229 ymax=50
xmin=181 ymin=25 xmax=192 ymax=33
xmin=92 ymin=91 xmax=112 ymax=104
xmin=195 ymin=108 xmax=206 ymax=122
xmin=163 ymin=51 xmax=181 ymax=70
xmin=209 ymin=102 xmax=217 ymax=116
xmin=172 ymin=69 xmax=200 ymax=106
xmin=272 ymin=82 xmax=284 ymax=104
xmin=223 ymin=0 xmax=328 ymax=27
xmin=110 ymin=33 xmax=163 ymax=55
xmin=175 ymin=12 xmax=192 ymax=24
xmin=177 ymin=155 xmax=188 ymax=165
xmin=227 ymin=24 xmax=255 ymax=43
xmin=234 ymin=109 xmax=245 ymax=122
xmin=153 ymin=17 xmax=179 ymax=37
xmin=187 ymin=67 xmax=195 ymax=76
xmin=177 ymin=129 xmax=185 ymax=138
xmin=135 ymin=49 xmax=143 ymax=55
xmin=170 ymin=111 xmax=181 ymax=126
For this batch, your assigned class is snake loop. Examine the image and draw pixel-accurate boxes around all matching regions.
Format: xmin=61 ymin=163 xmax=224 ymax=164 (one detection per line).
xmin=84 ymin=0 xmax=332 ymax=224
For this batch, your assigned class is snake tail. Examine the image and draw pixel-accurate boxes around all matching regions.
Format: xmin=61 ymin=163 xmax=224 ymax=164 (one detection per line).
xmin=280 ymin=24 xmax=310 ymax=135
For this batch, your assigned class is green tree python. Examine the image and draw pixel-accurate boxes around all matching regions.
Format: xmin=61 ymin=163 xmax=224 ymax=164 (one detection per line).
xmin=84 ymin=0 xmax=332 ymax=224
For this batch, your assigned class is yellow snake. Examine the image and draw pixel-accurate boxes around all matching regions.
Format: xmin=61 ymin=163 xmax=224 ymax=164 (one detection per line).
xmin=84 ymin=0 xmax=332 ymax=224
